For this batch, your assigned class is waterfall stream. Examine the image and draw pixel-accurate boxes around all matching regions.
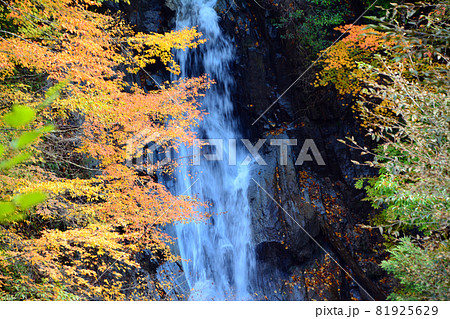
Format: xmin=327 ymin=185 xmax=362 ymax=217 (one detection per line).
xmin=171 ymin=0 xmax=255 ymax=300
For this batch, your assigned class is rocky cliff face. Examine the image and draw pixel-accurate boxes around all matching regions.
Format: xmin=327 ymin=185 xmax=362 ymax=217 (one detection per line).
xmin=217 ymin=0 xmax=385 ymax=300
xmin=115 ymin=0 xmax=387 ymax=300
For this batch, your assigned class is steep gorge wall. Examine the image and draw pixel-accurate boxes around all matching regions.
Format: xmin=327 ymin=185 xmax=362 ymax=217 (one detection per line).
xmin=218 ymin=0 xmax=386 ymax=300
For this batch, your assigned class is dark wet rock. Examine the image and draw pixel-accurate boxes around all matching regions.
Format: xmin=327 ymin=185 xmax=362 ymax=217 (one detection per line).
xmin=365 ymin=261 xmax=383 ymax=280
xmin=219 ymin=0 xmax=383 ymax=299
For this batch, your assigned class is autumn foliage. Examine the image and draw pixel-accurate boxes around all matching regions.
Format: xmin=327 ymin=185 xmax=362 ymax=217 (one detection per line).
xmin=314 ymin=24 xmax=388 ymax=97
xmin=316 ymin=1 xmax=450 ymax=300
xmin=0 ymin=0 xmax=210 ymax=300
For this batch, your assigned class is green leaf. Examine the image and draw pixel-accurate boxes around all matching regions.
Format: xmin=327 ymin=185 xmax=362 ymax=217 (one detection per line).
xmin=0 ymin=202 xmax=15 ymax=215
xmin=0 ymin=144 xmax=4 ymax=157
xmin=11 ymin=131 xmax=41 ymax=149
xmin=355 ymin=179 xmax=364 ymax=189
xmin=39 ymin=79 xmax=70 ymax=109
xmin=40 ymin=124 xmax=54 ymax=133
xmin=0 ymin=202 xmax=23 ymax=224
xmin=3 ymin=105 xmax=35 ymax=128
xmin=11 ymin=124 xmax=54 ymax=149
xmin=13 ymin=124 xmax=54 ymax=149
xmin=0 ymin=152 xmax=31 ymax=169
xmin=13 ymin=192 xmax=47 ymax=209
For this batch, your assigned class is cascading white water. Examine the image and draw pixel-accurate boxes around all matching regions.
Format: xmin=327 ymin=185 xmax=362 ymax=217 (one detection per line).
xmin=172 ymin=0 xmax=255 ymax=300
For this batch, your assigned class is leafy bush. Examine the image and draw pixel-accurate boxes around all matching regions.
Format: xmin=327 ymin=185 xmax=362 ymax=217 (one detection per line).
xmin=273 ymin=0 xmax=349 ymax=56
xmin=381 ymin=238 xmax=450 ymax=300
xmin=0 ymin=83 xmax=62 ymax=223
xmin=320 ymin=1 xmax=450 ymax=299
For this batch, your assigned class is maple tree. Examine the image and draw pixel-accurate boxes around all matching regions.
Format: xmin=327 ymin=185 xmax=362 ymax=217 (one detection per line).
xmin=314 ymin=25 xmax=386 ymax=97
xmin=0 ymin=0 xmax=210 ymax=300
xmin=314 ymin=22 xmax=409 ymax=131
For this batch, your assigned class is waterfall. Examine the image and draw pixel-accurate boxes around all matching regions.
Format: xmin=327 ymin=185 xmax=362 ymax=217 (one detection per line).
xmin=171 ymin=0 xmax=255 ymax=300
